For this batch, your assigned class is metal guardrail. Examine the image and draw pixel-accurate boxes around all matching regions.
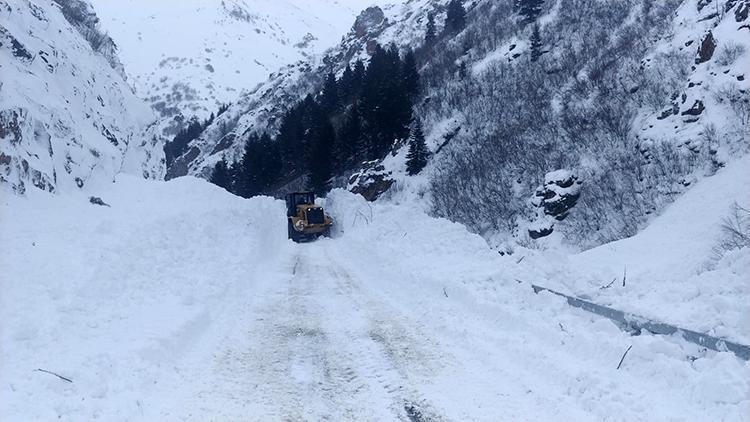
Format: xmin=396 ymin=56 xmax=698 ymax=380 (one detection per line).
xmin=531 ymin=284 xmax=750 ymax=361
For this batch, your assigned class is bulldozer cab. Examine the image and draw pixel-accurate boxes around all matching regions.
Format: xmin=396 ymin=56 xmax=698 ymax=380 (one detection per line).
xmin=285 ymin=192 xmax=333 ymax=242
xmin=285 ymin=192 xmax=316 ymax=217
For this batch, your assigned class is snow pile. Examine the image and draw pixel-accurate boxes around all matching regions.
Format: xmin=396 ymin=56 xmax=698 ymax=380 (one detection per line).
xmin=0 ymin=176 xmax=290 ymax=420
xmin=1 ymin=178 xmax=748 ymax=420
xmin=323 ymin=188 xmax=749 ymax=420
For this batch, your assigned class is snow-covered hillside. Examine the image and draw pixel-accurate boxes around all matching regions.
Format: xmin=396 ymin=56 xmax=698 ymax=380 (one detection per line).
xmin=1 ymin=175 xmax=747 ymax=420
xmin=0 ymin=0 xmax=164 ymax=194
xmin=90 ymin=0 xmax=398 ymax=134
xmin=160 ymin=0 xmax=435 ymax=179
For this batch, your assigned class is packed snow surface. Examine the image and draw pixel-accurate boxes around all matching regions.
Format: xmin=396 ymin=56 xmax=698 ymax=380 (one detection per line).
xmin=1 ymin=173 xmax=748 ymax=421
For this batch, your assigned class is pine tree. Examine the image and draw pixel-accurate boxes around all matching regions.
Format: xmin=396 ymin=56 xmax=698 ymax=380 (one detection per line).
xmin=165 ymin=116 xmax=205 ymax=167
xmin=402 ymin=49 xmax=420 ymax=98
xmin=530 ymin=23 xmax=543 ymax=62
xmin=237 ymin=133 xmax=281 ymax=197
xmin=444 ymin=0 xmax=466 ymax=35
xmin=337 ymin=104 xmax=363 ymax=170
xmin=517 ymin=0 xmax=544 ymax=23
xmin=339 ymin=64 xmax=354 ymax=102
xmin=276 ymin=105 xmax=306 ymax=174
xmin=425 ymin=13 xmax=436 ymax=46
xmin=210 ymin=159 xmax=231 ymax=191
xmin=352 ymin=59 xmax=366 ymax=90
xmin=406 ymin=119 xmax=429 ymax=176
xmin=320 ymin=71 xmax=339 ymax=113
xmin=307 ymin=116 xmax=335 ymax=195
xmin=360 ymin=43 xmax=414 ymax=161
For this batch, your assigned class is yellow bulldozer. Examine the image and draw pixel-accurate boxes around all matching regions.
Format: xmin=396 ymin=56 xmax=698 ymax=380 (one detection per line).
xmin=285 ymin=192 xmax=333 ymax=242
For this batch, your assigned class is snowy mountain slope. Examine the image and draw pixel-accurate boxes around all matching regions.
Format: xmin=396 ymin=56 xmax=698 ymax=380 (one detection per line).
xmin=1 ymin=176 xmax=747 ymax=420
xmin=0 ymin=0 xmax=165 ymax=194
xmin=418 ymin=0 xmax=750 ymax=248
xmin=163 ymin=0 xmax=441 ymax=179
xmin=169 ymin=0 xmax=749 ymax=253
xmin=636 ymin=0 xmax=750 ymax=162
xmin=90 ymin=0 xmax=399 ymax=135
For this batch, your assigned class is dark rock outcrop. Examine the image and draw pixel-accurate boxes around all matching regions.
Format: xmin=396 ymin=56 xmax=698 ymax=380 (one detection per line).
xmin=348 ymin=162 xmax=394 ymax=201
xmin=681 ymin=100 xmax=705 ymax=116
xmin=533 ymin=170 xmax=583 ymax=221
xmin=695 ymin=31 xmax=716 ymax=64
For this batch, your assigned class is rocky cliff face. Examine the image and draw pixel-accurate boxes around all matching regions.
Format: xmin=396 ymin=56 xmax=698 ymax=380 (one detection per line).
xmin=0 ymin=0 xmax=165 ymax=194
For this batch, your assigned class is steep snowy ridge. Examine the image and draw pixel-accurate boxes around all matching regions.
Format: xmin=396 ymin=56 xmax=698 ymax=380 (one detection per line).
xmin=90 ymin=0 xmax=397 ymax=137
xmin=0 ymin=0 xmax=165 ymax=194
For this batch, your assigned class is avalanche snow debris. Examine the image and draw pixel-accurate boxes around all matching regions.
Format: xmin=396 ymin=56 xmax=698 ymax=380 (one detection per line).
xmin=1 ymin=175 xmax=748 ymax=420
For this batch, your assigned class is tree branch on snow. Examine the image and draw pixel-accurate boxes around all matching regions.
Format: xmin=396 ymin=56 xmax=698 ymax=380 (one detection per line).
xmin=35 ymin=368 xmax=73 ymax=383
xmin=616 ymin=345 xmax=633 ymax=370
xmin=600 ymin=277 xmax=617 ymax=289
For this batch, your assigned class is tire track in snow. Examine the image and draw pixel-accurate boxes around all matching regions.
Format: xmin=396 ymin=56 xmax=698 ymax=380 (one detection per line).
xmin=163 ymin=242 xmax=452 ymax=421
xmin=312 ymin=243 xmax=450 ymax=421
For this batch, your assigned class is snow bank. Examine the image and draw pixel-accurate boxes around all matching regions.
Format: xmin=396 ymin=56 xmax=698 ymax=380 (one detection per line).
xmin=0 ymin=176 xmax=290 ymax=421
xmin=324 ymin=188 xmax=749 ymax=421
xmin=2 ymin=178 xmax=748 ymax=420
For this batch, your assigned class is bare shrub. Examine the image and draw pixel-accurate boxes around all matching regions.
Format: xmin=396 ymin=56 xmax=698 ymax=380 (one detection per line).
xmin=717 ymin=203 xmax=750 ymax=250
xmin=715 ymin=42 xmax=746 ymax=67
xmin=714 ymin=84 xmax=750 ymax=127
xmin=52 ymin=0 xmax=123 ymax=72
xmin=640 ymin=50 xmax=691 ymax=112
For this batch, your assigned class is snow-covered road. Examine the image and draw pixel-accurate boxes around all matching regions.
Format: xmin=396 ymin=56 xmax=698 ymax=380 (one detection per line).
xmin=165 ymin=243 xmax=451 ymax=421
xmin=1 ymin=176 xmax=748 ymax=421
